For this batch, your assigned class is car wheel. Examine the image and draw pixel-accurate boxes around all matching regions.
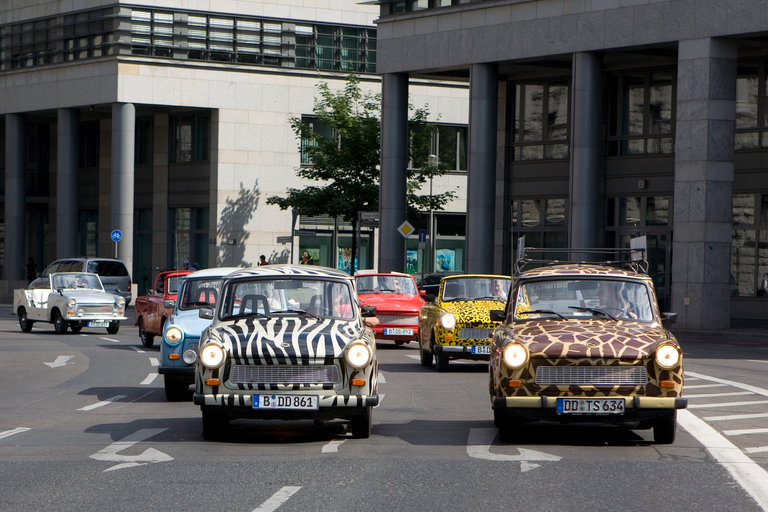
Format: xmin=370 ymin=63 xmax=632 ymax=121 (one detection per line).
xmin=164 ymin=375 xmax=189 ymax=401
xmin=435 ymin=349 xmax=449 ymax=372
xmin=18 ymin=308 xmax=33 ymax=333
xmin=202 ymin=410 xmax=228 ymax=441
xmin=419 ymin=338 xmax=433 ymax=368
xmin=106 ymin=321 xmax=120 ymax=335
xmin=139 ymin=318 xmax=155 ymax=348
xmin=653 ymin=414 xmax=677 ymax=444
xmin=349 ymin=407 xmax=372 ymax=439
xmin=70 ymin=323 xmax=83 ymax=334
xmin=53 ymin=310 xmax=68 ymax=334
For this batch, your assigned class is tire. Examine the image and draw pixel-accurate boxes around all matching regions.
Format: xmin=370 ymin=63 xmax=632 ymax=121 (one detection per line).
xmin=138 ymin=318 xmax=155 ymax=348
xmin=202 ymin=410 xmax=228 ymax=441
xmin=435 ymin=349 xmax=449 ymax=372
xmin=419 ymin=338 xmax=433 ymax=368
xmin=164 ymin=375 xmax=189 ymax=401
xmin=349 ymin=407 xmax=372 ymax=439
xmin=653 ymin=414 xmax=677 ymax=444
xmin=53 ymin=310 xmax=68 ymax=334
xmin=18 ymin=308 xmax=33 ymax=333
xmin=70 ymin=323 xmax=83 ymax=334
xmin=106 ymin=321 xmax=120 ymax=335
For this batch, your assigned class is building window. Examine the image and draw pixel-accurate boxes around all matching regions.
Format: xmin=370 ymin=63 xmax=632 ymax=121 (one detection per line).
xmin=170 ymin=207 xmax=209 ymax=269
xmin=296 ymin=24 xmax=376 ymax=73
xmin=735 ymin=62 xmax=768 ymax=150
xmin=511 ymin=199 xmax=568 ymax=261
xmin=135 ymin=117 xmax=153 ymax=165
xmin=512 ymin=81 xmax=570 ymax=161
xmin=170 ymin=113 xmax=209 ymax=163
xmin=299 ymin=116 xmax=335 ymax=166
xmin=131 ymin=10 xmax=174 ymax=57
xmin=731 ymin=193 xmax=768 ymax=298
xmin=79 ymin=121 xmax=99 ymax=168
xmin=608 ymin=71 xmax=674 ymax=156
xmin=78 ymin=210 xmax=98 ymax=257
xmin=433 ymin=125 xmax=467 ymax=172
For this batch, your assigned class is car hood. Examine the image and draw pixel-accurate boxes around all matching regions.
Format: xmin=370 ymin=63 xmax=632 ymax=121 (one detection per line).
xmin=211 ymin=317 xmax=366 ymax=361
xmin=359 ymin=293 xmax=423 ymax=314
xmin=167 ymin=309 xmax=214 ymax=338
xmin=64 ymin=290 xmax=120 ymax=304
xmin=512 ymin=320 xmax=674 ymax=360
xmin=441 ymin=299 xmax=506 ymax=325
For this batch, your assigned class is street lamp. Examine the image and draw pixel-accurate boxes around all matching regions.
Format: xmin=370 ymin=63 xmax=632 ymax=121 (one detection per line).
xmin=427 ymin=154 xmax=437 ymax=274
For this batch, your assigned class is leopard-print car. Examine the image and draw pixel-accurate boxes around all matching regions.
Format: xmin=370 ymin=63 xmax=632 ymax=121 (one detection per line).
xmin=418 ymin=274 xmax=511 ymax=371
xmin=489 ymin=264 xmax=686 ymax=444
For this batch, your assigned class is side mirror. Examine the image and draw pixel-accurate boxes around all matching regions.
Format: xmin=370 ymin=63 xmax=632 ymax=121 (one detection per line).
xmin=490 ymin=310 xmax=506 ymax=322
xmin=163 ymin=299 xmax=176 ymax=309
xmin=661 ymin=312 xmax=677 ymax=324
xmin=419 ymin=290 xmax=426 ymax=297
xmin=361 ymin=305 xmax=377 ymax=318
xmin=199 ymin=308 xmax=214 ymax=320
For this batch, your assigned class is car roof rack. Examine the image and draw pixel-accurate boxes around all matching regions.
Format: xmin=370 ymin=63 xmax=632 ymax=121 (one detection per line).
xmin=514 ymin=236 xmax=649 ymax=275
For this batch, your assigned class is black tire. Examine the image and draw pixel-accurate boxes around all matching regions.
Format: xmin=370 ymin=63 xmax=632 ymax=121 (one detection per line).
xmin=202 ymin=411 xmax=228 ymax=441
xmin=53 ymin=310 xmax=68 ymax=334
xmin=18 ymin=308 xmax=33 ymax=333
xmin=164 ymin=375 xmax=189 ymax=401
xmin=349 ymin=407 xmax=372 ymax=439
xmin=419 ymin=338 xmax=433 ymax=368
xmin=106 ymin=321 xmax=120 ymax=335
xmin=435 ymin=349 xmax=449 ymax=372
xmin=70 ymin=323 xmax=83 ymax=334
xmin=138 ymin=318 xmax=155 ymax=348
xmin=653 ymin=414 xmax=677 ymax=444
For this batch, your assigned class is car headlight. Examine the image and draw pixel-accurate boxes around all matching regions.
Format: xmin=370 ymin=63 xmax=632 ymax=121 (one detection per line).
xmin=345 ymin=343 xmax=372 ymax=369
xmin=200 ymin=343 xmax=226 ymax=369
xmin=67 ymin=298 xmax=77 ymax=308
xmin=182 ymin=349 xmax=198 ymax=365
xmin=655 ymin=344 xmax=681 ymax=369
xmin=502 ymin=343 xmax=529 ymax=369
xmin=116 ymin=297 xmax=126 ymax=309
xmin=440 ymin=313 xmax=456 ymax=330
xmin=165 ymin=327 xmax=183 ymax=345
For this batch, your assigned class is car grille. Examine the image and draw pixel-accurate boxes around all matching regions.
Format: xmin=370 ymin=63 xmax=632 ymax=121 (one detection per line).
xmin=458 ymin=328 xmax=493 ymax=340
xmin=230 ymin=365 xmax=341 ymax=385
xmin=377 ymin=314 xmax=417 ymax=325
xmin=535 ymin=366 xmax=648 ymax=386
xmin=77 ymin=306 xmax=115 ymax=315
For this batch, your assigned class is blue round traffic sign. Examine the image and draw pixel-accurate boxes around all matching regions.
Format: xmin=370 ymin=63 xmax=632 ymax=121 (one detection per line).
xmin=110 ymin=229 xmax=123 ymax=242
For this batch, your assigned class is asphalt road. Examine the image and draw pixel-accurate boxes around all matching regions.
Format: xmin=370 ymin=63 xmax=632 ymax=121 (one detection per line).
xmin=1 ymin=310 xmax=767 ymax=512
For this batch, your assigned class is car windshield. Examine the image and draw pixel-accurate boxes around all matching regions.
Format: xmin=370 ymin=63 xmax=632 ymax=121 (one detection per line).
xmin=178 ymin=278 xmax=224 ymax=311
xmin=220 ymin=278 xmax=355 ymax=321
xmin=166 ymin=276 xmax=183 ymax=294
xmin=52 ymin=273 xmax=103 ymax=291
xmin=515 ymin=278 xmax=654 ymax=322
xmin=441 ymin=277 xmax=510 ymax=302
xmin=356 ymin=275 xmax=417 ymax=295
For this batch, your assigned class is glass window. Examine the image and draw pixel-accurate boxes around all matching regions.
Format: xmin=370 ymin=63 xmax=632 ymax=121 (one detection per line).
xmin=523 ymin=85 xmax=543 ymax=141
xmin=733 ymin=194 xmax=756 ymax=225
xmin=547 ymin=83 xmax=569 ymax=141
xmin=170 ymin=113 xmax=209 ymax=163
xmin=646 ymin=197 xmax=669 ymax=226
xmin=513 ymin=82 xmax=570 ymax=161
xmin=521 ymin=200 xmax=541 ymax=227
xmin=620 ymin=197 xmax=641 ymax=226
xmin=736 ymin=75 xmax=759 ymax=129
xmin=436 ymin=125 xmax=467 ymax=172
xmin=732 ymin=229 xmax=756 ymax=297
xmin=545 ymin=199 xmax=565 ymax=227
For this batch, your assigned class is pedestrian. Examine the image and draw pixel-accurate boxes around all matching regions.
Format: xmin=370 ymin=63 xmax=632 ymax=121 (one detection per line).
xmin=258 ymin=255 xmax=268 ymax=266
xmin=25 ymin=257 xmax=37 ymax=283
xmin=760 ymin=273 xmax=768 ymax=296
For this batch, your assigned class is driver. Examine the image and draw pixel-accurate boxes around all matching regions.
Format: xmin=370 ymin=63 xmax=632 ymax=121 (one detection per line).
xmin=491 ymin=279 xmax=508 ymax=300
xmin=596 ymin=282 xmax=637 ymax=319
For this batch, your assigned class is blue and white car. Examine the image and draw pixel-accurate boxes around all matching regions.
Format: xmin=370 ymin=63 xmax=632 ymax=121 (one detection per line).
xmin=158 ymin=267 xmax=241 ymax=401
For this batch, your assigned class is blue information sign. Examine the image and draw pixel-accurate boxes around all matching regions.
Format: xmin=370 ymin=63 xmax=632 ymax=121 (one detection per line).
xmin=418 ymin=229 xmax=427 ymax=243
xmin=110 ymin=229 xmax=123 ymax=243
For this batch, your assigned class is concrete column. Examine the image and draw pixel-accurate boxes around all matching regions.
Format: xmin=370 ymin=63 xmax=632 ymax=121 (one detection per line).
xmin=672 ymin=38 xmax=737 ymax=330
xmin=379 ymin=73 xmax=409 ymax=273
xmin=466 ymin=63 xmax=498 ymax=274
xmin=4 ymin=114 xmax=26 ymax=281
xmin=111 ymin=103 xmax=135 ymax=276
xmin=569 ymin=52 xmax=603 ymax=261
xmin=57 ymin=108 xmax=79 ymax=258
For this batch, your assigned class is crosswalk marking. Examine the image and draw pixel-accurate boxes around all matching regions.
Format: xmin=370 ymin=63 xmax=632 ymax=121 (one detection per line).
xmin=724 ymin=428 xmax=768 ymax=437
xmin=704 ymin=412 xmax=768 ymax=422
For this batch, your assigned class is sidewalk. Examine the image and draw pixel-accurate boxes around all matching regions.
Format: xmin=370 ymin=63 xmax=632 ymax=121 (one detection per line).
xmin=672 ymin=319 xmax=768 ymax=342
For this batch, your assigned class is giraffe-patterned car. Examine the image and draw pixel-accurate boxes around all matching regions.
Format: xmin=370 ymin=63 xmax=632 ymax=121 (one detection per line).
xmin=192 ymin=265 xmax=378 ymax=440
xmin=489 ymin=263 xmax=686 ymax=444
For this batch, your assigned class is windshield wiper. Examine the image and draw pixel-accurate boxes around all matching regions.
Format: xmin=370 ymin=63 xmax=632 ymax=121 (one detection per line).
xmin=568 ymin=306 xmax=617 ymax=321
xmin=358 ymin=289 xmax=380 ymax=294
xmin=517 ymin=309 xmax=567 ymax=320
xmin=272 ymin=308 xmax=320 ymax=320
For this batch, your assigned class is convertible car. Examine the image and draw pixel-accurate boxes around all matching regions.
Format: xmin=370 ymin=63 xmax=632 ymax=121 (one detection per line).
xmin=13 ymin=272 xmax=127 ymax=334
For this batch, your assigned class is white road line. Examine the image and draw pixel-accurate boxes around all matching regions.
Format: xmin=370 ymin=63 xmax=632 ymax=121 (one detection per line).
xmin=0 ymin=427 xmax=31 ymax=440
xmin=685 ymin=391 xmax=755 ymax=399
xmin=322 ymin=440 xmax=345 ymax=453
xmin=140 ymin=373 xmax=159 ymax=386
xmin=746 ymin=360 xmax=768 ymax=364
xmin=705 ymin=412 xmax=768 ymax=422
xmin=101 ymin=337 xmax=120 ymax=343
xmin=78 ymin=395 xmax=126 ymax=411
xmin=745 ymin=446 xmax=768 ymax=454
xmin=724 ymin=428 xmax=768 ymax=437
xmin=130 ymin=346 xmax=146 ymax=354
xmin=378 ymin=372 xmax=386 ymax=384
xmin=405 ymin=355 xmax=420 ymax=361
xmin=684 ymin=371 xmax=768 ymax=397
xmin=685 ymin=383 xmax=728 ymax=390
xmin=688 ymin=400 xmax=768 ymax=409
xmin=678 ymin=410 xmax=768 ymax=511
xmin=90 ymin=428 xmax=173 ymax=472
xmin=252 ymin=486 xmax=301 ymax=512
xmin=149 ymin=357 xmax=159 ymax=367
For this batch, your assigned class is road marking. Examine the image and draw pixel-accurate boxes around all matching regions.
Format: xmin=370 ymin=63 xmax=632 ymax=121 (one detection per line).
xmin=685 ymin=383 xmax=727 ymax=390
xmin=684 ymin=371 xmax=768 ymax=397
xmin=101 ymin=337 xmax=120 ymax=343
xmin=130 ymin=346 xmax=146 ymax=354
xmin=466 ymin=428 xmax=561 ymax=472
xmin=44 ymin=355 xmax=74 ymax=368
xmin=90 ymin=428 xmax=173 ymax=472
xmin=322 ymin=440 xmax=345 ymax=453
xmin=705 ymin=412 xmax=768 ymax=422
xmin=0 ymin=427 xmax=31 ymax=440
xmin=405 ymin=355 xmax=420 ymax=361
xmin=724 ymin=428 xmax=768 ymax=437
xmin=252 ymin=486 xmax=301 ymax=512
xmin=688 ymin=400 xmax=768 ymax=409
xmin=378 ymin=372 xmax=386 ymax=384
xmin=678 ymin=410 xmax=768 ymax=511
xmin=78 ymin=395 xmax=126 ymax=411
xmin=685 ymin=391 xmax=755 ymax=399
xmin=746 ymin=360 xmax=768 ymax=364
xmin=745 ymin=446 xmax=768 ymax=454
xmin=140 ymin=373 xmax=159 ymax=386
xmin=149 ymin=358 xmax=159 ymax=367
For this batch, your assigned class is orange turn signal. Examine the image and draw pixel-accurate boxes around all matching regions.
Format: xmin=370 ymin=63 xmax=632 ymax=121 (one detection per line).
xmin=205 ymin=378 xmax=220 ymax=386
xmin=351 ymin=378 xmax=366 ymax=386
xmin=659 ymin=380 xmax=675 ymax=389
xmin=508 ymin=380 xmax=523 ymax=388
xmin=169 ymin=353 xmax=180 ymax=360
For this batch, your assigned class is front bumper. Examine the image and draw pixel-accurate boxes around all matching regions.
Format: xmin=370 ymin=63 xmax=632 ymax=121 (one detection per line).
xmin=193 ymin=393 xmax=379 ymax=421
xmin=68 ymin=315 xmax=128 ymax=322
xmin=493 ymin=395 xmax=688 ymax=423
xmin=158 ymin=365 xmax=194 ymax=377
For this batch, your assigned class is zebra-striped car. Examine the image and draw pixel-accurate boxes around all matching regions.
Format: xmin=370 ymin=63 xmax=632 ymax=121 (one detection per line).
xmin=192 ymin=265 xmax=379 ymax=440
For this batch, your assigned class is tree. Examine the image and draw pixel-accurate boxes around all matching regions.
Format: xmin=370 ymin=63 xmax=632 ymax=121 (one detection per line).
xmin=267 ymin=75 xmax=455 ymax=274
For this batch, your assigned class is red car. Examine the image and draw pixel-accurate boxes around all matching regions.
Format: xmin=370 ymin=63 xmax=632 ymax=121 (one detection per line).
xmin=356 ymin=272 xmax=425 ymax=345
xmin=135 ymin=269 xmax=192 ymax=348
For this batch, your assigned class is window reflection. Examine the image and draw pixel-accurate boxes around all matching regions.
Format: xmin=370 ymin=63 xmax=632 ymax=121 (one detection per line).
xmin=733 ymin=194 xmax=755 ymax=225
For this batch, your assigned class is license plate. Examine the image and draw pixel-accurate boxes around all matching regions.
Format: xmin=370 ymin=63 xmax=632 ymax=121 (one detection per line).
xmin=88 ymin=320 xmax=109 ymax=327
xmin=472 ymin=345 xmax=491 ymax=355
xmin=383 ymin=328 xmax=413 ymax=336
xmin=253 ymin=394 xmax=319 ymax=410
xmin=557 ymin=398 xmax=625 ymax=414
